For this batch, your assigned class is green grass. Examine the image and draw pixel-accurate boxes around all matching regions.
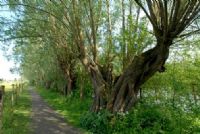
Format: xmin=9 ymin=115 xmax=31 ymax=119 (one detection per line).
xmin=36 ymin=87 xmax=92 ymax=133
xmin=1 ymin=84 xmax=31 ymax=134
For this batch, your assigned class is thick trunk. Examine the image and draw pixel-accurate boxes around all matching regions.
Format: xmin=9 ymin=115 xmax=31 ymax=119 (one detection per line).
xmin=45 ymin=80 xmax=52 ymax=89
xmin=89 ymin=43 xmax=170 ymax=112
xmin=65 ymin=69 xmax=76 ymax=96
xmin=57 ymin=54 xmax=76 ymax=95
xmin=67 ymin=77 xmax=72 ymax=95
xmin=64 ymin=76 xmax=75 ymax=96
xmin=58 ymin=59 xmax=76 ymax=95
xmin=106 ymin=44 xmax=170 ymax=112
xmin=90 ymin=65 xmax=107 ymax=112
xmin=80 ymin=81 xmax=83 ymax=100
xmin=79 ymin=75 xmax=84 ymax=100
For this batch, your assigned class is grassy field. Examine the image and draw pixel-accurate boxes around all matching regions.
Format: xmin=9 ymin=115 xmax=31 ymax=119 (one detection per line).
xmin=1 ymin=82 xmax=31 ymax=134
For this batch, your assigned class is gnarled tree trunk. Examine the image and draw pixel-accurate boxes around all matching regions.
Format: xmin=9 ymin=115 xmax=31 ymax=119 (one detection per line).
xmin=75 ymin=0 xmax=200 ymax=113
xmin=107 ymin=42 xmax=171 ymax=112
xmin=63 ymin=67 xmax=76 ymax=96
xmin=89 ymin=41 xmax=171 ymax=112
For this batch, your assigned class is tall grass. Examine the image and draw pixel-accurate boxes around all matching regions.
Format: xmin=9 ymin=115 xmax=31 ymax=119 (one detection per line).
xmin=1 ymin=82 xmax=31 ymax=134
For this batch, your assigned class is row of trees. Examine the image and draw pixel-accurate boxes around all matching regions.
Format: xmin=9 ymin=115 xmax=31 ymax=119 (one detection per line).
xmin=0 ymin=0 xmax=200 ymax=112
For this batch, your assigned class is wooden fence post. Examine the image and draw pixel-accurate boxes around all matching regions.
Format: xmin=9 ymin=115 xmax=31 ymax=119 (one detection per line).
xmin=0 ymin=85 xmax=5 ymax=131
xmin=14 ymin=84 xmax=17 ymax=104
xmin=11 ymin=84 xmax=15 ymax=106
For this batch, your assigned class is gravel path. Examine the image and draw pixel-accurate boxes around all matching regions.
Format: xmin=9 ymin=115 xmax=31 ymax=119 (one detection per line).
xmin=30 ymin=88 xmax=82 ymax=134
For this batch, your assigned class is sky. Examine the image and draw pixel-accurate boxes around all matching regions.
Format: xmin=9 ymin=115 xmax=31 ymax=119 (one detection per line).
xmin=0 ymin=5 xmax=20 ymax=80
xmin=0 ymin=49 xmax=19 ymax=80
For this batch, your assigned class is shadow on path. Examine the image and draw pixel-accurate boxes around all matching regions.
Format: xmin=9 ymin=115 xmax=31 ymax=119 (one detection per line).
xmin=30 ymin=87 xmax=81 ymax=134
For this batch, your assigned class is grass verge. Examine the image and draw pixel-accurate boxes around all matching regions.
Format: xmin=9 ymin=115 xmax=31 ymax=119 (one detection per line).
xmin=2 ymin=85 xmax=31 ymax=134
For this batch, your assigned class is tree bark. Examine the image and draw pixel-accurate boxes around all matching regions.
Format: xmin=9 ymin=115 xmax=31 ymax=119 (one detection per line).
xmin=80 ymin=77 xmax=84 ymax=100
xmin=64 ymin=67 xmax=76 ymax=95
xmin=67 ymin=76 xmax=72 ymax=95
xmin=106 ymin=41 xmax=171 ymax=112
xmin=89 ymin=65 xmax=108 ymax=112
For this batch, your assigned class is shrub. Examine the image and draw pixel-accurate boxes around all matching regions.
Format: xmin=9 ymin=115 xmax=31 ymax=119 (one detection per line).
xmin=80 ymin=110 xmax=112 ymax=134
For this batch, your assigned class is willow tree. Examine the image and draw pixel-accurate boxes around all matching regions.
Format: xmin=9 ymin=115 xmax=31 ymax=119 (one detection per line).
xmin=48 ymin=13 xmax=78 ymax=95
xmin=71 ymin=0 xmax=200 ymax=112
xmin=107 ymin=0 xmax=200 ymax=112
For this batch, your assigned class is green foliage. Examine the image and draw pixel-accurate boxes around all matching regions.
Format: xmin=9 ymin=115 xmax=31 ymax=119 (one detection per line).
xmin=80 ymin=110 xmax=112 ymax=134
xmin=80 ymin=101 xmax=200 ymax=134
xmin=78 ymin=60 xmax=200 ymax=134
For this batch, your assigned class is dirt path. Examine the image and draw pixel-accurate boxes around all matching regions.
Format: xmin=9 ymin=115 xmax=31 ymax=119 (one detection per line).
xmin=30 ymin=88 xmax=82 ymax=134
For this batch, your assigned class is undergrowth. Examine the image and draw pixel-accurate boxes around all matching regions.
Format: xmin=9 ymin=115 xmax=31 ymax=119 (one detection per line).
xmin=80 ymin=99 xmax=200 ymax=134
xmin=36 ymin=87 xmax=200 ymax=134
